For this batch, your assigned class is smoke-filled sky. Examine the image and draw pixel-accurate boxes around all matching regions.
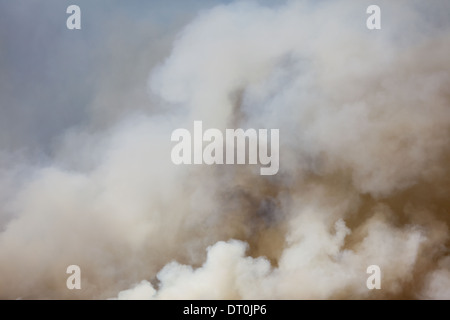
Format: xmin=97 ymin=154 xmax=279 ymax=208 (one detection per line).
xmin=0 ymin=0 xmax=450 ymax=299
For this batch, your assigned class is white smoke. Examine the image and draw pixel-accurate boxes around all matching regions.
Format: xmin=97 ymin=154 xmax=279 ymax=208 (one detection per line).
xmin=1 ymin=0 xmax=450 ymax=299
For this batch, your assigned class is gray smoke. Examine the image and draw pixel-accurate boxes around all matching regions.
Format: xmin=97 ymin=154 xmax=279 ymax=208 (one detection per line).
xmin=0 ymin=0 xmax=450 ymax=299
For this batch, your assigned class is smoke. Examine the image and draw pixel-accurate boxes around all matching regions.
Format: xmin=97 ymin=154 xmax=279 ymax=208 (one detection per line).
xmin=1 ymin=0 xmax=450 ymax=299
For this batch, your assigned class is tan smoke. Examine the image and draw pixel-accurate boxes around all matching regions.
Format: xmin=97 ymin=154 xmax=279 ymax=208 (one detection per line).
xmin=0 ymin=0 xmax=449 ymax=299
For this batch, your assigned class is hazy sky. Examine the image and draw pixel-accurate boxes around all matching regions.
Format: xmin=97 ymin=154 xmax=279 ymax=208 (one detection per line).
xmin=0 ymin=0 xmax=235 ymax=155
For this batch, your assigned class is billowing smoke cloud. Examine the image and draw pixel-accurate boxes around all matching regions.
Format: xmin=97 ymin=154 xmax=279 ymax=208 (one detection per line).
xmin=1 ymin=0 xmax=450 ymax=299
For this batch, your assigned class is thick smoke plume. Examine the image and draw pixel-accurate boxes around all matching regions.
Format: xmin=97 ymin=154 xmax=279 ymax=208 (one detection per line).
xmin=1 ymin=0 xmax=450 ymax=299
